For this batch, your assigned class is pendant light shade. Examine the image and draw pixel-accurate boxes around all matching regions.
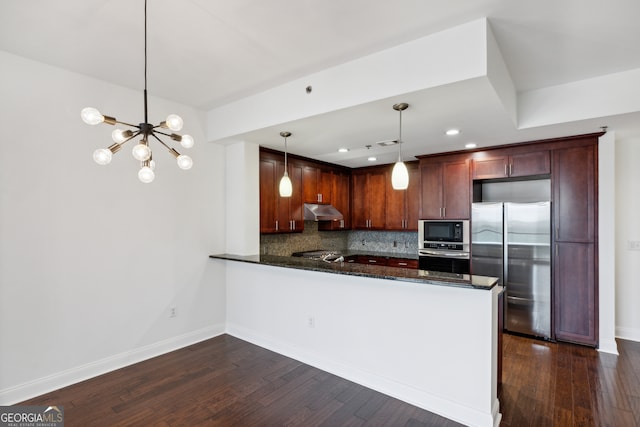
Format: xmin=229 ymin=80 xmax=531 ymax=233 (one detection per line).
xmin=279 ymin=131 xmax=293 ymax=197
xmin=391 ymin=160 xmax=409 ymax=189
xmin=391 ymin=103 xmax=409 ymax=190
xmin=279 ymin=173 xmax=293 ymax=197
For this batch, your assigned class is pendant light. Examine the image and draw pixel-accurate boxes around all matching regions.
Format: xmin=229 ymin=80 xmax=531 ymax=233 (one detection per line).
xmin=391 ymin=103 xmax=409 ymax=190
xmin=279 ymin=131 xmax=293 ymax=197
xmin=81 ymin=0 xmax=194 ymax=183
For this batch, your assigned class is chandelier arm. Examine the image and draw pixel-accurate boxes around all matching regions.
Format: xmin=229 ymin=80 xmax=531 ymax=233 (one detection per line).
xmin=152 ymin=130 xmax=178 ymax=138
xmin=121 ymin=131 xmax=143 ymax=145
xmin=150 ymin=132 xmax=179 ymax=154
xmin=113 ymin=120 xmax=141 ymax=128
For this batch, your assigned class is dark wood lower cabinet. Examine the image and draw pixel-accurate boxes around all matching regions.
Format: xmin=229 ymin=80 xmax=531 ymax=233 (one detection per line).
xmin=386 ymin=258 xmax=418 ymax=268
xmin=553 ymin=242 xmax=597 ymax=346
xmin=344 ymin=255 xmax=417 ymax=269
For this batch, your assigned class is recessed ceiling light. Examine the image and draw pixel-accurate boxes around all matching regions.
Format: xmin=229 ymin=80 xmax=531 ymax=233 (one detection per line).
xmin=367 ymin=156 xmax=377 ymax=162
xmin=338 ymin=147 xmax=349 ymax=153
xmin=465 ymin=143 xmax=477 ymax=149
xmin=446 ymin=129 xmax=460 ymax=136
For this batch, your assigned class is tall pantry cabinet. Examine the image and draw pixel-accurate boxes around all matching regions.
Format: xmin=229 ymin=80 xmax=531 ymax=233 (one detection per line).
xmin=552 ymin=141 xmax=598 ymax=346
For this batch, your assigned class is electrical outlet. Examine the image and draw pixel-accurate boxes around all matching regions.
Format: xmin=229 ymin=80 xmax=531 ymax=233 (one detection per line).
xmin=628 ymin=240 xmax=640 ymax=251
xmin=170 ymin=306 xmax=177 ymax=318
xmin=307 ymin=316 xmax=315 ymax=328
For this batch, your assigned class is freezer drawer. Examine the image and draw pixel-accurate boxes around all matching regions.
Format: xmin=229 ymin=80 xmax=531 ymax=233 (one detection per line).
xmin=506 ymin=294 xmax=550 ymax=338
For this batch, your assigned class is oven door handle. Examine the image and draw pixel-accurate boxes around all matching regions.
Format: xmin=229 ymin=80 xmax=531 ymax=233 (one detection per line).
xmin=419 ymin=250 xmax=469 ymax=258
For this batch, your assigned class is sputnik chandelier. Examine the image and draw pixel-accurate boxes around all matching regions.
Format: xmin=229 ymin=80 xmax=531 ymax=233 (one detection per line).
xmin=81 ymin=0 xmax=193 ymax=183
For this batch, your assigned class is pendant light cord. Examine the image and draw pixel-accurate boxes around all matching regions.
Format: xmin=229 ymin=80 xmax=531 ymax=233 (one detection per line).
xmin=284 ymin=136 xmax=288 ymax=174
xmin=398 ymin=108 xmax=403 ymax=161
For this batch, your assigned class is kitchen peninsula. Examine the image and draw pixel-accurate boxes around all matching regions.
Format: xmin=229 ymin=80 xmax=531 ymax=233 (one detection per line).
xmin=210 ymin=253 xmax=502 ymax=427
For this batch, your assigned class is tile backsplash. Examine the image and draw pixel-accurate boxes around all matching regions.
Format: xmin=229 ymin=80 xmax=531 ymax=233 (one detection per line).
xmin=260 ymin=221 xmax=418 ymax=256
xmin=347 ymin=230 xmax=418 ymax=255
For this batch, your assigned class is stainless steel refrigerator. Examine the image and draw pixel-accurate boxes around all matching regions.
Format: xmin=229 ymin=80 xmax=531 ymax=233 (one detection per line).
xmin=472 ymin=202 xmax=551 ymax=339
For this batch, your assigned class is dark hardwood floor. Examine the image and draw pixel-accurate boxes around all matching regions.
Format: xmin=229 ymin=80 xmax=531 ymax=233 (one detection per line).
xmin=500 ymin=334 xmax=640 ymax=427
xmin=20 ymin=333 xmax=640 ymax=426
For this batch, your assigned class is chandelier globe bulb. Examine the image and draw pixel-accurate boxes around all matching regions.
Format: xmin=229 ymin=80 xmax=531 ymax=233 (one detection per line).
xmin=180 ymin=134 xmax=194 ymax=148
xmin=176 ymin=154 xmax=193 ymax=170
xmin=132 ymin=143 xmax=152 ymax=161
xmin=93 ymin=148 xmax=113 ymax=165
xmin=165 ymin=114 xmax=183 ymax=131
xmin=138 ymin=166 xmax=155 ymax=183
xmin=81 ymin=107 xmax=104 ymax=125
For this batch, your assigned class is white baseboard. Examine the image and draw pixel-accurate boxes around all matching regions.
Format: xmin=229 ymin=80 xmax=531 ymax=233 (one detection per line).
xmin=226 ymin=323 xmax=498 ymax=427
xmin=598 ymin=337 xmax=619 ymax=355
xmin=0 ymin=324 xmax=225 ymax=405
xmin=616 ymin=326 xmax=640 ymax=343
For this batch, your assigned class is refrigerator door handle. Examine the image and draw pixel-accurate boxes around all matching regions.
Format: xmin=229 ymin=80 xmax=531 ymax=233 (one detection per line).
xmin=506 ymin=295 xmax=532 ymax=304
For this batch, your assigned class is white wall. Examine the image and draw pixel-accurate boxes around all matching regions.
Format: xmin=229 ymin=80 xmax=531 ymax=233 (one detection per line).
xmin=615 ymin=137 xmax=640 ymax=341
xmin=0 ymin=51 xmax=227 ymax=404
xmin=598 ymin=133 xmax=617 ymax=353
xmin=224 ymin=141 xmax=260 ymax=255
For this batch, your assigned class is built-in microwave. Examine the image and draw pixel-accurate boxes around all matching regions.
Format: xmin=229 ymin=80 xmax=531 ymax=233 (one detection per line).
xmin=418 ymin=219 xmax=469 ymax=246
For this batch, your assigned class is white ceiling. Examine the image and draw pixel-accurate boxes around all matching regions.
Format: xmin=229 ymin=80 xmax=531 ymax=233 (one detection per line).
xmin=2 ymin=0 xmax=639 ymax=167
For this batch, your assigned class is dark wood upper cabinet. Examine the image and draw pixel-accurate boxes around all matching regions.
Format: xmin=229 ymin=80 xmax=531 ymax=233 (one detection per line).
xmin=352 ymin=170 xmax=386 ymax=229
xmin=553 ymin=144 xmax=596 ymax=242
xmin=385 ymin=162 xmax=420 ymax=230
xmin=259 ymin=158 xmax=278 ymax=233
xmin=472 ymin=150 xmax=550 ymax=180
xmin=318 ymin=171 xmax=351 ymax=231
xmin=420 ymin=157 xmax=470 ymax=219
xmin=303 ymin=166 xmax=332 ymax=204
xmin=259 ymin=154 xmax=303 ymax=234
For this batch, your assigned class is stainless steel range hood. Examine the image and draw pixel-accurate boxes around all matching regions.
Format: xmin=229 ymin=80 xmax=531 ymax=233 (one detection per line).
xmin=304 ymin=203 xmax=344 ymax=221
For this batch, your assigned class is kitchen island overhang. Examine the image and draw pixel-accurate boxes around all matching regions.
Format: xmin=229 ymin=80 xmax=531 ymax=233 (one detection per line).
xmin=211 ymin=254 xmax=502 ymax=427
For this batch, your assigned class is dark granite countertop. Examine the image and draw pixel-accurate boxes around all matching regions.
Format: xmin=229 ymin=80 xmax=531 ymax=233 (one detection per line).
xmin=209 ymin=253 xmax=498 ymax=290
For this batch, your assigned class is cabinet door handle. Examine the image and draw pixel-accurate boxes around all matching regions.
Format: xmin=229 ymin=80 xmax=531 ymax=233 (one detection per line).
xmin=555 ymin=244 xmax=558 ymax=257
xmin=317 ymin=193 xmax=322 ymax=203
xmin=442 ymin=207 xmax=446 ymax=218
xmin=509 ymin=164 xmax=513 ymax=176
xmin=275 ymin=220 xmax=279 ymax=231
xmin=340 ymin=219 xmax=344 ymax=228
xmin=504 ymin=164 xmax=508 ymax=176
xmin=369 ymin=259 xmax=377 ymax=263
xmin=398 ymin=262 xmax=408 ymax=266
